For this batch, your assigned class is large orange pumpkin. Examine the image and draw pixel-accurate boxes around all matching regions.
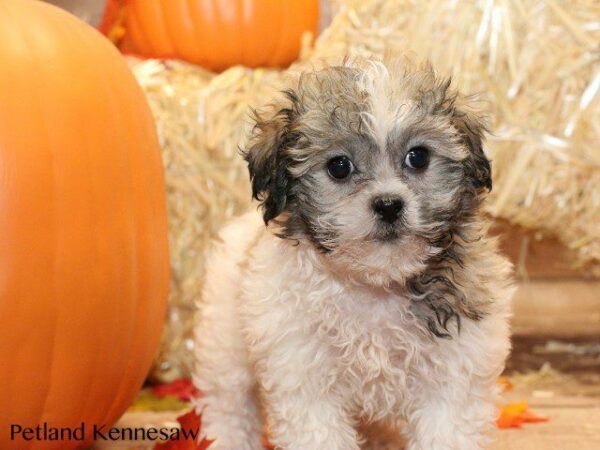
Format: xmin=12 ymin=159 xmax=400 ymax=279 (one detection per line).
xmin=0 ymin=1 xmax=170 ymax=449
xmin=111 ymin=0 xmax=320 ymax=71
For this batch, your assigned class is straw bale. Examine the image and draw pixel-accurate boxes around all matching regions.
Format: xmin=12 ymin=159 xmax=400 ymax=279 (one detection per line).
xmin=131 ymin=59 xmax=288 ymax=380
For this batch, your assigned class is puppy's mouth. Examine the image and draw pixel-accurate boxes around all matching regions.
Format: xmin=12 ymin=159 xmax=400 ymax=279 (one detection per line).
xmin=372 ymin=225 xmax=403 ymax=242
xmin=370 ymin=213 xmax=412 ymax=241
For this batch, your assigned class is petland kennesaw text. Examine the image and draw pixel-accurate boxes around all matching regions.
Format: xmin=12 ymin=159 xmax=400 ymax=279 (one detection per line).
xmin=10 ymin=422 xmax=199 ymax=442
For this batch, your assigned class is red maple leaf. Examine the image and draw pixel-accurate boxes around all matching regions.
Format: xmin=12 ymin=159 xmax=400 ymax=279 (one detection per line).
xmin=150 ymin=378 xmax=200 ymax=402
xmin=154 ymin=411 xmax=213 ymax=450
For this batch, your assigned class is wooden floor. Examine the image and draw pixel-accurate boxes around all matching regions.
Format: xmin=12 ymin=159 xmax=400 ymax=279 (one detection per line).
xmin=492 ymin=383 xmax=600 ymax=449
xmin=97 ymin=379 xmax=600 ymax=449
xmin=98 ymin=395 xmax=600 ymax=450
xmin=95 ymin=337 xmax=600 ymax=449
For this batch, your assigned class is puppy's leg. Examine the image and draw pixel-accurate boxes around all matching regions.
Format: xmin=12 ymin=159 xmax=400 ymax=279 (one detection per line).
xmin=193 ymin=220 xmax=264 ymax=450
xmin=255 ymin=333 xmax=360 ymax=450
xmin=194 ymin=298 xmax=262 ymax=450
xmin=403 ymin=319 xmax=509 ymax=450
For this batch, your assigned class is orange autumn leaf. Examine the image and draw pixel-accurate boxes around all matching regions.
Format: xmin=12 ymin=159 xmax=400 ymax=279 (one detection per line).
xmin=154 ymin=410 xmax=213 ymax=450
xmin=497 ymin=401 xmax=549 ymax=429
xmin=497 ymin=376 xmax=513 ymax=392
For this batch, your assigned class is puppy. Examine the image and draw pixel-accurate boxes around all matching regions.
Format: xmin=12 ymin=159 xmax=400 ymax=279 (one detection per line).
xmin=194 ymin=60 xmax=513 ymax=450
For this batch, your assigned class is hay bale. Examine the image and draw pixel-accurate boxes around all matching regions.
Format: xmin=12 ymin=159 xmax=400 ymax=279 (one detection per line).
xmin=131 ymin=59 xmax=288 ymax=381
xmin=131 ymin=0 xmax=600 ymax=380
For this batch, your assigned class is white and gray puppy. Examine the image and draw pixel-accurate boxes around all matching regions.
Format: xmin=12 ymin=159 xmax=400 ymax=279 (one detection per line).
xmin=194 ymin=60 xmax=513 ymax=450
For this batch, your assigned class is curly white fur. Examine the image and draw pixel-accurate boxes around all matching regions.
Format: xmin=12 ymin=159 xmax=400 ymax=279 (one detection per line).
xmin=194 ymin=212 xmax=512 ymax=450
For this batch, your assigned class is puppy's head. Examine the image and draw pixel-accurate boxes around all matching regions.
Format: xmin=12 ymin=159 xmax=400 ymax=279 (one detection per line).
xmin=244 ymin=61 xmax=491 ymax=286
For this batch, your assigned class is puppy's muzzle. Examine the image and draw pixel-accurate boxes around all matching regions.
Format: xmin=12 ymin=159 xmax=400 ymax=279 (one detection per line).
xmin=372 ymin=196 xmax=404 ymax=224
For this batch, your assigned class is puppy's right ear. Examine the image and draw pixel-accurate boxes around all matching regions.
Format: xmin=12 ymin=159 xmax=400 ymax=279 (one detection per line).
xmin=244 ymin=91 xmax=300 ymax=224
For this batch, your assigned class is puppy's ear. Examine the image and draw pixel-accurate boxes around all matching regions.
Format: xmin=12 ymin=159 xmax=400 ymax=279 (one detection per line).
xmin=244 ymin=91 xmax=300 ymax=224
xmin=451 ymin=106 xmax=492 ymax=192
xmin=428 ymin=77 xmax=492 ymax=192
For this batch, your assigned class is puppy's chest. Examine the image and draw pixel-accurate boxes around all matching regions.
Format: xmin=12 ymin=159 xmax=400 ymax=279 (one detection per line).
xmin=318 ymin=292 xmax=423 ymax=376
xmin=318 ymin=299 xmax=421 ymax=418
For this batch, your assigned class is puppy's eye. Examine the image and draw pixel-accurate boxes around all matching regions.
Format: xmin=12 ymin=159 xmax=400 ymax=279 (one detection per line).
xmin=404 ymin=146 xmax=430 ymax=170
xmin=327 ymin=156 xmax=354 ymax=179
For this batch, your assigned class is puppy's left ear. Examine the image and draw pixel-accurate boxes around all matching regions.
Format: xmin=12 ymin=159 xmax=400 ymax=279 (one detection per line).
xmin=427 ymin=76 xmax=492 ymax=192
xmin=244 ymin=91 xmax=300 ymax=224
xmin=452 ymin=106 xmax=492 ymax=192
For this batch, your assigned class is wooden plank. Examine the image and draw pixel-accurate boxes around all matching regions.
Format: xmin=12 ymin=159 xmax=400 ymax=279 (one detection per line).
xmin=512 ymin=280 xmax=600 ymax=336
xmin=490 ymin=221 xmax=598 ymax=280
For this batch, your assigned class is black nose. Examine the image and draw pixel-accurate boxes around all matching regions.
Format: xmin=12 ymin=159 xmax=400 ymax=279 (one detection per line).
xmin=372 ymin=197 xmax=404 ymax=224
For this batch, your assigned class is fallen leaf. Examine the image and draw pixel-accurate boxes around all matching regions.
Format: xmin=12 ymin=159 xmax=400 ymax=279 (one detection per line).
xmin=497 ymin=401 xmax=549 ymax=429
xmin=154 ymin=410 xmax=213 ymax=450
xmin=151 ymin=378 xmax=200 ymax=402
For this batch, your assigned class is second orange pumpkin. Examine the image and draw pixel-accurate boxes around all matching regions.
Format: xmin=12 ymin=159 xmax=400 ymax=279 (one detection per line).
xmin=116 ymin=0 xmax=320 ymax=71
